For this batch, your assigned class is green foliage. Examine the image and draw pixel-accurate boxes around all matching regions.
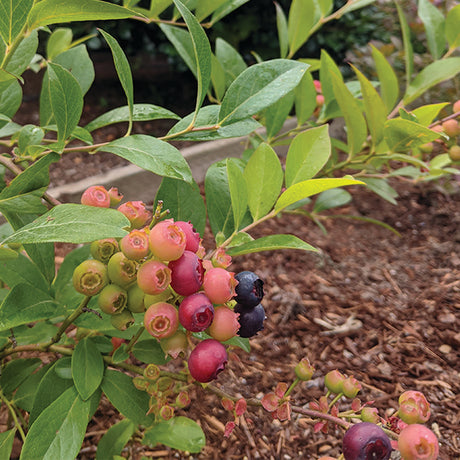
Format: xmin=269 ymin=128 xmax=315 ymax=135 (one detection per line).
xmin=0 ymin=0 xmax=458 ymax=458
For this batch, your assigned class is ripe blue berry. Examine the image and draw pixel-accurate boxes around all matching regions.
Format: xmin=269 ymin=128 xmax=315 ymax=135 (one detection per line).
xmin=234 ymin=271 xmax=264 ymax=308
xmin=342 ymin=422 xmax=392 ymax=460
xmin=234 ymin=303 xmax=266 ymax=338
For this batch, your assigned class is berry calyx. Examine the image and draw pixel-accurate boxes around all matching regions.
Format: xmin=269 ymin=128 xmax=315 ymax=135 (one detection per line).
xmin=187 ymin=339 xmax=228 ymax=383
xmin=81 ymin=185 xmax=110 ymax=208
xmin=168 ymin=250 xmax=204 ymax=296
xmin=234 ymin=303 xmax=266 ymax=338
xmin=144 ymin=302 xmax=179 ymax=340
xmin=149 ymin=219 xmax=186 ymax=261
xmin=72 ymin=259 xmax=109 ymax=296
xmin=203 ymin=267 xmax=238 ymax=305
xmin=206 ymin=306 xmax=240 ymax=342
xmin=233 ymin=271 xmax=264 ymax=308
xmin=398 ymin=424 xmax=439 ymax=460
xmin=342 ymin=422 xmax=392 ymax=460
xmin=179 ymin=293 xmax=214 ymax=332
xmin=137 ymin=260 xmax=171 ymax=295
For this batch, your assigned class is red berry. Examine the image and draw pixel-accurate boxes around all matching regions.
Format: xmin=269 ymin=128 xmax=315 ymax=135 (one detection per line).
xmin=118 ymin=201 xmax=151 ymax=229
xmin=206 ymin=306 xmax=240 ymax=342
xmin=137 ymin=260 xmax=171 ymax=295
xmin=398 ymin=424 xmax=439 ymax=460
xmin=188 ymin=339 xmax=228 ymax=383
xmin=168 ymin=250 xmax=204 ymax=296
xmin=149 ymin=219 xmax=186 ymax=261
xmin=120 ymin=229 xmax=150 ymax=260
xmin=175 ymin=221 xmax=201 ymax=253
xmin=179 ymin=293 xmax=214 ymax=332
xmin=342 ymin=422 xmax=392 ymax=460
xmin=81 ymin=185 xmax=110 ymax=208
xmin=203 ymin=267 xmax=238 ymax=304
xmin=72 ymin=259 xmax=109 ymax=296
xmin=144 ymin=302 xmax=179 ymax=340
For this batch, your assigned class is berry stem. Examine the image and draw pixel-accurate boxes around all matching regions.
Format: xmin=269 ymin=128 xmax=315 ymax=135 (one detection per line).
xmin=0 ymin=388 xmax=26 ymax=442
xmin=125 ymin=326 xmax=145 ymax=353
xmin=284 ymin=378 xmax=300 ymax=398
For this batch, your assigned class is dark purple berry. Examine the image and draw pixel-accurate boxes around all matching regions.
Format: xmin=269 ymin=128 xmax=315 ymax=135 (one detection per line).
xmin=342 ymin=422 xmax=392 ymax=460
xmin=234 ymin=303 xmax=266 ymax=338
xmin=234 ymin=271 xmax=264 ymax=308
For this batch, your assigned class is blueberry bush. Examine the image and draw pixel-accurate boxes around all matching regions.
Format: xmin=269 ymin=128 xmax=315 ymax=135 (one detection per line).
xmin=0 ymin=0 xmax=459 ymax=458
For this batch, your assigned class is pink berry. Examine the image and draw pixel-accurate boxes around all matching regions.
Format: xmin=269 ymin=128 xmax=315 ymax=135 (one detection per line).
xmin=118 ymin=201 xmax=151 ymax=229
xmin=442 ymin=119 xmax=460 ymax=137
xmin=203 ymin=267 xmax=238 ymax=304
xmin=137 ymin=260 xmax=171 ymax=295
xmin=179 ymin=292 xmax=214 ymax=332
xmin=398 ymin=391 xmax=431 ymax=425
xmin=398 ymin=424 xmax=439 ymax=460
xmin=168 ymin=250 xmax=204 ymax=296
xmin=149 ymin=219 xmax=186 ymax=261
xmin=188 ymin=339 xmax=228 ymax=383
xmin=453 ymin=99 xmax=460 ymax=114
xmin=120 ymin=229 xmax=150 ymax=260
xmin=144 ymin=302 xmax=179 ymax=340
xmin=206 ymin=306 xmax=240 ymax=342
xmin=175 ymin=221 xmax=201 ymax=253
xmin=81 ymin=185 xmax=110 ymax=208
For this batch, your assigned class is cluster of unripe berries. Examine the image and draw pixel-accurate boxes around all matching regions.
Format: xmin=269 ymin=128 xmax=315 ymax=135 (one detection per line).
xmin=73 ymin=185 xmax=266 ymax=383
xmin=320 ymin=370 xmax=439 ymax=460
xmin=421 ymin=99 xmax=460 ymax=162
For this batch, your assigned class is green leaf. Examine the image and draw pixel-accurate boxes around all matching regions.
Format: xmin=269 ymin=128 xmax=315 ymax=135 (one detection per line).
xmin=370 ymin=45 xmax=399 ymax=113
xmin=195 ymin=0 xmax=227 ymax=21
xmin=318 ymin=50 xmax=343 ymax=120
xmin=0 ymin=80 xmax=22 ymax=126
xmin=47 ymin=62 xmax=83 ymax=145
xmin=275 ymin=177 xmax=364 ymax=213
xmin=20 ymin=386 xmax=90 ymax=460
xmin=360 ymin=177 xmax=398 ymax=205
xmin=219 ymin=59 xmax=308 ymax=126
xmin=294 ymin=71 xmax=316 ymax=125
xmin=0 ymin=0 xmax=33 ymax=45
xmin=12 ymin=323 xmax=58 ymax=346
xmin=100 ymin=134 xmax=193 ymax=183
xmin=46 ymin=27 xmax=73 ymax=60
xmin=352 ymin=65 xmax=387 ymax=147
xmin=5 ymin=29 xmax=38 ymax=77
xmin=1 ymin=204 xmax=129 ymax=245
xmin=285 ymin=125 xmax=331 ymax=187
xmin=96 ymin=419 xmax=136 ymax=460
xmin=263 ymin=90 xmax=295 ymax=138
xmin=27 ymin=0 xmax=138 ymax=29
xmin=159 ymin=24 xmax=196 ymax=75
xmin=29 ymin=360 xmax=74 ymax=426
xmin=243 ymin=143 xmax=283 ymax=220
xmin=215 ymin=37 xmax=247 ymax=88
xmin=173 ymin=0 xmax=212 ymax=120
xmin=412 ymin=102 xmax=449 ymax=126
xmin=313 ymin=188 xmax=352 ymax=212
xmin=0 ymin=429 xmax=15 ymax=460
xmin=72 ymin=337 xmax=105 ymax=400
xmin=0 ymin=283 xmax=64 ymax=331
xmin=384 ymin=118 xmax=440 ymax=152
xmin=275 ymin=2 xmax=288 ymax=58
xmin=330 ymin=71 xmax=367 ymax=157
xmin=209 ymin=0 xmax=250 ymax=26
xmin=13 ymin=363 xmax=52 ymax=412
xmin=210 ymin=53 xmax=226 ymax=101
xmin=101 ymin=369 xmax=155 ymax=426
xmin=445 ymin=4 xmax=460 ymax=49
xmin=403 ymin=58 xmax=460 ymax=105
xmin=143 ymin=416 xmax=205 ymax=453
xmin=0 ymin=252 xmax=50 ymax=293
xmin=287 ymin=0 xmax=320 ymax=58
xmin=0 ymin=358 xmax=41 ymax=397
xmin=99 ymin=29 xmax=134 ymax=135
xmin=85 ymin=104 xmax=179 ymax=132
xmin=395 ymin=1 xmax=414 ymax=92
xmin=155 ymin=177 xmax=206 ymax=237
xmin=227 ymin=234 xmax=317 ymax=256
xmin=418 ymin=0 xmax=445 ymax=59
xmin=132 ymin=339 xmax=169 ymax=364
xmin=167 ymin=105 xmax=260 ymax=141
xmin=224 ymin=335 xmax=250 ymax=352
xmin=227 ymin=159 xmax=248 ymax=231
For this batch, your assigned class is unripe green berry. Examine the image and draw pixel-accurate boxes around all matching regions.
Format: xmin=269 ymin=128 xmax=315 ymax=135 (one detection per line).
xmin=324 ymin=369 xmax=345 ymax=394
xmin=361 ymin=406 xmax=380 ymax=424
xmin=72 ymin=259 xmax=108 ymax=296
xmin=295 ymin=357 xmax=315 ymax=381
xmin=107 ymin=252 xmax=138 ymax=288
xmin=98 ymin=284 xmax=128 ymax=315
xmin=160 ymin=330 xmax=188 ymax=359
xmin=110 ymin=309 xmax=135 ymax=331
xmin=448 ymin=145 xmax=460 ymax=161
xmin=342 ymin=376 xmax=361 ymax=399
xmin=127 ymin=283 xmax=145 ymax=313
xmin=90 ymin=238 xmax=119 ymax=264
